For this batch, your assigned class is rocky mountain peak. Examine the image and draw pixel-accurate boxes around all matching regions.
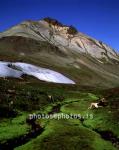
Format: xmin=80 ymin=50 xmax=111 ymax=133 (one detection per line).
xmin=43 ymin=17 xmax=78 ymax=35
xmin=0 ymin=17 xmax=119 ymax=63
xmin=43 ymin=17 xmax=65 ymax=27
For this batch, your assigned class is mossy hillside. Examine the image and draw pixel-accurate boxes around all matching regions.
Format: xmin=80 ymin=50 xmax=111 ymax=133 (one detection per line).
xmin=15 ymin=119 xmax=116 ymax=150
xmin=0 ymin=78 xmax=119 ymax=150
xmin=0 ymin=113 xmax=29 ymax=143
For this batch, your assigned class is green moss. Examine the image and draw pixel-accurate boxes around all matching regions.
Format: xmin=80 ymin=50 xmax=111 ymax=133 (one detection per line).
xmin=15 ymin=119 xmax=116 ymax=150
xmin=0 ymin=113 xmax=29 ymax=143
xmin=0 ymin=78 xmax=118 ymax=150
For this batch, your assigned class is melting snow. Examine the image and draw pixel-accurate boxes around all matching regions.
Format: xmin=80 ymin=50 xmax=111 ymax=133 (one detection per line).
xmin=0 ymin=61 xmax=75 ymax=84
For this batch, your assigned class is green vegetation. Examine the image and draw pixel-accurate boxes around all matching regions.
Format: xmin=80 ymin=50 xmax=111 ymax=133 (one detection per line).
xmin=15 ymin=119 xmax=116 ymax=150
xmin=0 ymin=113 xmax=29 ymax=143
xmin=0 ymin=78 xmax=119 ymax=150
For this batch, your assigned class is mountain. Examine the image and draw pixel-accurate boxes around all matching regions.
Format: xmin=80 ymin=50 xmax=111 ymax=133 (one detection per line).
xmin=0 ymin=17 xmax=119 ymax=88
xmin=0 ymin=18 xmax=119 ymax=150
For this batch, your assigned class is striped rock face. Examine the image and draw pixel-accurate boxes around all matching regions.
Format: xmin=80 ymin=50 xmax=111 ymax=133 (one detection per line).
xmin=0 ymin=18 xmax=118 ymax=61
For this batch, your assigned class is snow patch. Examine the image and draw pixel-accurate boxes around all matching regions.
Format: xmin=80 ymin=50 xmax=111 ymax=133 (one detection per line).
xmin=0 ymin=61 xmax=75 ymax=84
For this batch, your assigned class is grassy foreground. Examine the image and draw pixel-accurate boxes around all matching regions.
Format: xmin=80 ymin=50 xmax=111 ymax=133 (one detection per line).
xmin=0 ymin=78 xmax=119 ymax=150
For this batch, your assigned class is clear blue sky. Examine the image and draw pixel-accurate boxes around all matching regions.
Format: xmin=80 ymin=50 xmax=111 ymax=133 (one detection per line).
xmin=0 ymin=0 xmax=119 ymax=52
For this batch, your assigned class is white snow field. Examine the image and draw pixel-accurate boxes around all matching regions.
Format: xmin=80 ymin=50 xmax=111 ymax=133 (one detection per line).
xmin=0 ymin=61 xmax=75 ymax=84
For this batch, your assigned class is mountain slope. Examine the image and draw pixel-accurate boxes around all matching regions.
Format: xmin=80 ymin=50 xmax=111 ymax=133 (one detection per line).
xmin=0 ymin=17 xmax=119 ymax=87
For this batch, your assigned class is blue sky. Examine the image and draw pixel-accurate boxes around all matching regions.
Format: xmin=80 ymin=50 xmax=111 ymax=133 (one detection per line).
xmin=0 ymin=0 xmax=119 ymax=51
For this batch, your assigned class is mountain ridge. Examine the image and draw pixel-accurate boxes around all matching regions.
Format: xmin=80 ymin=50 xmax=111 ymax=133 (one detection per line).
xmin=0 ymin=17 xmax=118 ymax=61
